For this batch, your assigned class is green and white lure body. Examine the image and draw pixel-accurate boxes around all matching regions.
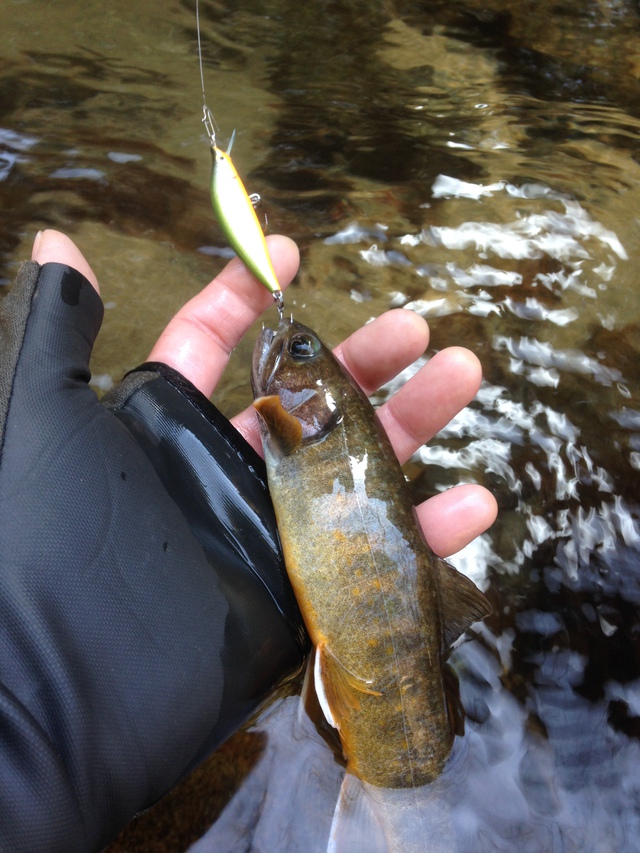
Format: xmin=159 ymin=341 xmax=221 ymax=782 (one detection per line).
xmin=208 ymin=130 xmax=282 ymax=304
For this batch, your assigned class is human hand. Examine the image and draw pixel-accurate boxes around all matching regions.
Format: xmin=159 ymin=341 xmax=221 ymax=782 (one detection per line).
xmin=33 ymin=231 xmax=496 ymax=561
xmin=83 ymin=229 xmax=497 ymax=559
xmin=8 ymin=229 xmax=495 ymax=853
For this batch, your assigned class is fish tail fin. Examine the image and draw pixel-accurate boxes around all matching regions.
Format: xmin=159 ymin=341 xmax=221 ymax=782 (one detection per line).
xmin=328 ymin=772 xmax=457 ymax=853
xmin=328 ymin=774 xmax=389 ymax=853
xmin=187 ymin=696 xmax=342 ymax=853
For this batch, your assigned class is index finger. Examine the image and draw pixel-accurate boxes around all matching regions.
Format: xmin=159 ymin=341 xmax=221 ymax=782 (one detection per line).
xmin=148 ymin=235 xmax=299 ymax=398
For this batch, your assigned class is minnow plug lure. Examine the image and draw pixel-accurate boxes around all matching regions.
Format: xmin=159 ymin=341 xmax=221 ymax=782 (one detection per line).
xmin=197 ymin=0 xmax=284 ymax=319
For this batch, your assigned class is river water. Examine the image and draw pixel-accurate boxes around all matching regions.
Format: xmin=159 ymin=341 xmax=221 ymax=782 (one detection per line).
xmin=2 ymin=1 xmax=640 ymax=851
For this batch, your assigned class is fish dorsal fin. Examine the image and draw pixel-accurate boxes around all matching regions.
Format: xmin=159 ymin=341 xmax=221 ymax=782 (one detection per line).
xmin=314 ymin=641 xmax=381 ymax=730
xmin=253 ymin=395 xmax=302 ymax=455
xmin=434 ymin=556 xmax=492 ymax=649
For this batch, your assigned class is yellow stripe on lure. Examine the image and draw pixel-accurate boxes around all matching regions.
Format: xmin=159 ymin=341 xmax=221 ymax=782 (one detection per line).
xmin=196 ymin=0 xmax=283 ymax=317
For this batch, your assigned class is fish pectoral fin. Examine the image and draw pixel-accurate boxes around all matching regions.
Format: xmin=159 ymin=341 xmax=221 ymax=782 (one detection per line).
xmin=253 ymin=395 xmax=302 ymax=455
xmin=314 ymin=641 xmax=381 ymax=730
xmin=434 ymin=556 xmax=492 ymax=649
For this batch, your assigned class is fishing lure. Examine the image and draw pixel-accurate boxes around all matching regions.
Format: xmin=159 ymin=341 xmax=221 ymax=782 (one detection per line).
xmin=196 ymin=0 xmax=284 ymax=318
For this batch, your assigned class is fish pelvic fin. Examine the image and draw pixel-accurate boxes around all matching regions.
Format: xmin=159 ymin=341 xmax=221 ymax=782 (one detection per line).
xmin=253 ymin=395 xmax=302 ymax=456
xmin=315 ymin=640 xmax=381 ymax=731
xmin=434 ymin=556 xmax=492 ymax=649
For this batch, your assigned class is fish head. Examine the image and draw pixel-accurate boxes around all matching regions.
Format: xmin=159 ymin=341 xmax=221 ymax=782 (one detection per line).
xmin=252 ymin=319 xmax=347 ymax=456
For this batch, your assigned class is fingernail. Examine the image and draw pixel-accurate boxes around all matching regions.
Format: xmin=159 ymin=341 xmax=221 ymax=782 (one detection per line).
xmin=32 ymin=230 xmax=43 ymax=259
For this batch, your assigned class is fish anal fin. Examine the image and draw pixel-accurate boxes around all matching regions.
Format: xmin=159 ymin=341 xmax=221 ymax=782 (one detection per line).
xmin=435 ymin=556 xmax=492 ymax=649
xmin=253 ymin=394 xmax=302 ymax=455
xmin=314 ymin=641 xmax=381 ymax=730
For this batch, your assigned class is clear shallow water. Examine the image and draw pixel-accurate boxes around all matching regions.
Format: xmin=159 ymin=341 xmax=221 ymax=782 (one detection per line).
xmin=2 ymin=1 xmax=640 ymax=851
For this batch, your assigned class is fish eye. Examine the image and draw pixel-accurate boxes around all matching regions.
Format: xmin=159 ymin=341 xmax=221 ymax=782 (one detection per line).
xmin=289 ymin=332 xmax=320 ymax=359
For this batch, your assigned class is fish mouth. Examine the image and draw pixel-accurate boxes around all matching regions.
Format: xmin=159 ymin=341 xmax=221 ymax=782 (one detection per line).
xmin=251 ymin=318 xmax=292 ymax=397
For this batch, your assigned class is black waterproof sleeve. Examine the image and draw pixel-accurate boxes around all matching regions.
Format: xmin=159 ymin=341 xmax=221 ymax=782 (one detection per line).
xmin=0 ymin=261 xmax=306 ymax=853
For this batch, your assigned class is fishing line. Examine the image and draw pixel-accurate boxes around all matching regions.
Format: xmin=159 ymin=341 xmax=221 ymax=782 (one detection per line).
xmin=194 ymin=0 xmax=285 ymax=318
xmin=196 ymin=0 xmax=218 ymax=145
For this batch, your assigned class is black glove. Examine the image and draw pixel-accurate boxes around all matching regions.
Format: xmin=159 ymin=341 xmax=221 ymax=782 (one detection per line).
xmin=0 ymin=260 xmax=306 ymax=853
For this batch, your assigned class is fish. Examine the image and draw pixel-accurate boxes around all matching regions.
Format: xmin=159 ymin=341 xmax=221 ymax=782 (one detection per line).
xmin=251 ymin=318 xmax=491 ymax=847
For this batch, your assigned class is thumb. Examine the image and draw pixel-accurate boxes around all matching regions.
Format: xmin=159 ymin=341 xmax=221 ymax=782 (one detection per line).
xmin=5 ymin=231 xmax=104 ymax=398
xmin=32 ymin=229 xmax=100 ymax=293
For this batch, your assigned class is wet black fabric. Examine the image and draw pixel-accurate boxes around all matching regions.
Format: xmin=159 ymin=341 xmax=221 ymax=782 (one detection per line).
xmin=0 ymin=262 xmax=306 ymax=852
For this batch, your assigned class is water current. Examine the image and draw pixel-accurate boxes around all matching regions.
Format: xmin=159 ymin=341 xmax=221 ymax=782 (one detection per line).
xmin=2 ymin=1 xmax=640 ymax=851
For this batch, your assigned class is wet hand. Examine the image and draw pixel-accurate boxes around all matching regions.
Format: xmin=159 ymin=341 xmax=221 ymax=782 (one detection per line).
xmin=33 ymin=229 xmax=497 ymax=559
xmin=333 ymin=315 xmax=498 ymax=559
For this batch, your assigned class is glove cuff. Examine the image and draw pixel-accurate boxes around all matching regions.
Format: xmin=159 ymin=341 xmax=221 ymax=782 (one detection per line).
xmin=102 ymin=361 xmax=308 ymax=748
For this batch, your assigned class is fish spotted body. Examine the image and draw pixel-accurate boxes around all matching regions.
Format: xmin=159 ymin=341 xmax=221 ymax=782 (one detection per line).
xmin=252 ymin=320 xmax=490 ymax=792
